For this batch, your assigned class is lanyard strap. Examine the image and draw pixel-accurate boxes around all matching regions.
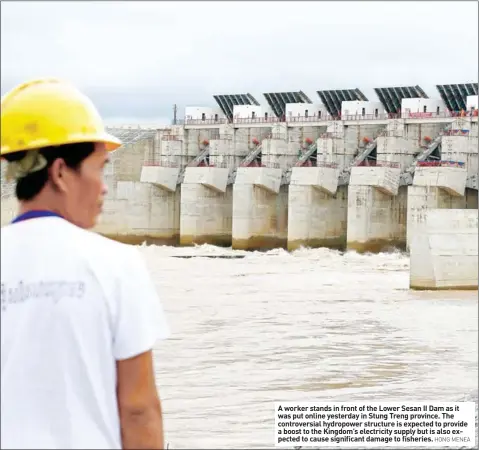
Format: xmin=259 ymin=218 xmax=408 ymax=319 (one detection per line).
xmin=11 ymin=210 xmax=64 ymax=224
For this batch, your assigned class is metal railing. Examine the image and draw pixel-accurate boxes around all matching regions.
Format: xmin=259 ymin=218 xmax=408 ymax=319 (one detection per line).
xmin=161 ymin=135 xmax=182 ymax=141
xmin=233 ymin=116 xmax=283 ymax=125
xmin=178 ymin=109 xmax=478 ymax=127
xmin=442 ymin=129 xmax=472 ymax=136
xmin=356 ymin=160 xmax=400 ymax=168
xmin=295 ymin=161 xmax=339 ymax=168
xmin=287 ymin=114 xmax=336 ymax=122
xmin=417 ymin=160 xmax=466 ymax=167
xmin=143 ymin=161 xmax=181 ymax=167
xmin=180 ymin=118 xmax=229 ymax=125
xmin=240 ymin=161 xmax=282 ymax=169
xmin=341 ymin=113 xmax=391 ymax=121
xmin=405 ymin=110 xmax=477 ymax=119
xmin=142 ymin=159 xmax=464 ymax=169
xmin=187 ymin=161 xmax=232 ymax=168
xmin=399 ymin=124 xmax=452 ymax=185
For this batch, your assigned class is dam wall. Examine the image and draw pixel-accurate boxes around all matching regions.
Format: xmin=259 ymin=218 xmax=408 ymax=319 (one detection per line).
xmin=406 ymin=119 xmax=479 ymax=251
xmin=180 ymin=168 xmax=232 ymax=247
xmin=95 ymin=137 xmax=182 ymax=245
xmin=410 ymin=209 xmax=478 ymax=290
xmin=1 ymin=117 xmax=477 ymax=255
xmin=232 ymin=168 xmax=288 ymax=250
xmin=1 ymin=160 xmax=17 ymax=226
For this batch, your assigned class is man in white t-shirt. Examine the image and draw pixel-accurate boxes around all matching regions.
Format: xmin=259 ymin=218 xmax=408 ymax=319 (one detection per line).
xmin=1 ymin=79 xmax=170 ymax=449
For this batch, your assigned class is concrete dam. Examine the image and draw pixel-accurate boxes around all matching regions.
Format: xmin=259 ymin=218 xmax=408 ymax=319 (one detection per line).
xmin=1 ymin=84 xmax=478 ymax=289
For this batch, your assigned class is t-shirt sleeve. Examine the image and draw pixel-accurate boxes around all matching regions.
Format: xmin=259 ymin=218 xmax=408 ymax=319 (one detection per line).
xmin=112 ymin=246 xmax=170 ymax=361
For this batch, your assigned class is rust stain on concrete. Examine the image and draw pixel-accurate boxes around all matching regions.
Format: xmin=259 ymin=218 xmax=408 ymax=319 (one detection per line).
xmin=180 ymin=233 xmax=232 ymax=248
xmin=347 ymin=238 xmax=406 ymax=254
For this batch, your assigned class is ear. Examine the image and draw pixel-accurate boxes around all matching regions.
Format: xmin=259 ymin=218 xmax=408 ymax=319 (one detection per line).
xmin=49 ymin=158 xmax=69 ymax=193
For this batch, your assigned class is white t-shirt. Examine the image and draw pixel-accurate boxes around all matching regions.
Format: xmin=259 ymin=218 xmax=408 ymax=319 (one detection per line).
xmin=1 ymin=216 xmax=170 ymax=449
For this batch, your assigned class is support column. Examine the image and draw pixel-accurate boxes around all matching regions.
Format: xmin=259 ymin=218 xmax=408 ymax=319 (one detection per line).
xmin=180 ymin=167 xmax=232 ymax=247
xmin=347 ymin=166 xmax=406 ymax=253
xmin=287 ymin=167 xmax=347 ymax=251
xmin=410 ymin=209 xmax=478 ymax=290
xmin=406 ymin=166 xmax=468 ymax=250
xmin=97 ymin=178 xmax=181 ymax=246
xmin=232 ymin=168 xmax=288 ymax=250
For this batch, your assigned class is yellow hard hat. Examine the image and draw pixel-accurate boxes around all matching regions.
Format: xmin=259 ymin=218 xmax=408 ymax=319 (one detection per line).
xmin=1 ymin=78 xmax=122 ymax=157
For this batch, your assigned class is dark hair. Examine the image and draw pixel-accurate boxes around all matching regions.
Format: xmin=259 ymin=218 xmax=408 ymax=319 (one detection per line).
xmin=3 ymin=142 xmax=96 ymax=201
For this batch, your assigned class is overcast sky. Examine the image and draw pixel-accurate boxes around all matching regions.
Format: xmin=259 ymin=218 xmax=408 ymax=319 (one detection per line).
xmin=1 ymin=1 xmax=478 ymax=125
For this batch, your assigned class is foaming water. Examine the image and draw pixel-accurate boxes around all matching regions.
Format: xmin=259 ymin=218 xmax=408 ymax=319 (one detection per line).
xmin=139 ymin=245 xmax=478 ymax=449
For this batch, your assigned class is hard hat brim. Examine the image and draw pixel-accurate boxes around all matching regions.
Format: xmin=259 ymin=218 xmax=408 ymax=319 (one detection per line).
xmin=98 ymin=131 xmax=123 ymax=152
xmin=1 ymin=78 xmax=125 ymax=158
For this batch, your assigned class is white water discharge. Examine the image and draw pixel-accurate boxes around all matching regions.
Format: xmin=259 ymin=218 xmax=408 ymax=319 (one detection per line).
xmin=140 ymin=245 xmax=478 ymax=449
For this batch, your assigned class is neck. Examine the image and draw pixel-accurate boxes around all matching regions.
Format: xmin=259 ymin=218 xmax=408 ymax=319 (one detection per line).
xmin=18 ymin=197 xmax=65 ymax=219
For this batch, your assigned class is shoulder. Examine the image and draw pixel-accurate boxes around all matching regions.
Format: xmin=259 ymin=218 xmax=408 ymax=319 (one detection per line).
xmin=2 ymin=218 xmax=150 ymax=287
xmin=31 ymin=221 xmax=149 ymax=288
xmin=75 ymin=226 xmax=157 ymax=284
xmin=71 ymin=226 xmax=151 ymax=286
xmin=70 ymin=224 xmax=138 ymax=261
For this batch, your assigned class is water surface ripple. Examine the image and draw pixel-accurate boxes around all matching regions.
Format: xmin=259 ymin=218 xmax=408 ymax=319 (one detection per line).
xmin=139 ymin=246 xmax=478 ymax=449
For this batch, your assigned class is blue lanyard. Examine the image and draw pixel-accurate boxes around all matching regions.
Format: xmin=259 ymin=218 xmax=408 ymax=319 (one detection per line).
xmin=11 ymin=210 xmax=64 ymax=224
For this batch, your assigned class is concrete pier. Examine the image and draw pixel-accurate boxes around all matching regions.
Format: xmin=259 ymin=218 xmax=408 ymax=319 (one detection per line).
xmin=97 ymin=181 xmax=181 ymax=246
xmin=180 ymin=167 xmax=232 ymax=247
xmin=232 ymin=136 xmax=294 ymax=251
xmin=345 ymin=119 xmax=445 ymax=253
xmin=286 ymin=123 xmax=384 ymax=251
xmin=410 ymin=209 xmax=478 ymax=290
xmin=1 ymin=101 xmax=477 ymax=262
xmin=347 ymin=167 xmax=406 ymax=252
xmin=287 ymin=167 xmax=347 ymax=251
xmin=406 ymin=119 xmax=479 ymax=250
xmin=94 ymin=138 xmax=182 ymax=245
xmin=406 ymin=167 xmax=469 ymax=251
xmin=178 ymin=135 xmax=247 ymax=247
xmin=232 ymin=167 xmax=288 ymax=250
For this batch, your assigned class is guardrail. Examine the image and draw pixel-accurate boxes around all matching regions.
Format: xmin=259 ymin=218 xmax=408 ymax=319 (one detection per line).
xmin=161 ymin=135 xmax=182 ymax=141
xmin=287 ymin=115 xmax=337 ymax=122
xmin=179 ymin=109 xmax=478 ymax=126
xmin=143 ymin=161 xmax=180 ymax=167
xmin=443 ymin=129 xmax=471 ymax=136
xmin=193 ymin=162 xmax=231 ymax=168
xmin=296 ymin=161 xmax=340 ymax=168
xmin=179 ymin=118 xmax=228 ymax=125
xmin=241 ymin=162 xmax=283 ymax=169
xmin=356 ymin=161 xmax=401 ymax=168
xmin=234 ymin=117 xmax=283 ymax=124
xmin=417 ymin=160 xmax=465 ymax=167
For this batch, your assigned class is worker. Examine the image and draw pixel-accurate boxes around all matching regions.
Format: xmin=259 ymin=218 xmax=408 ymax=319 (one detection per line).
xmin=0 ymin=79 xmax=170 ymax=449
